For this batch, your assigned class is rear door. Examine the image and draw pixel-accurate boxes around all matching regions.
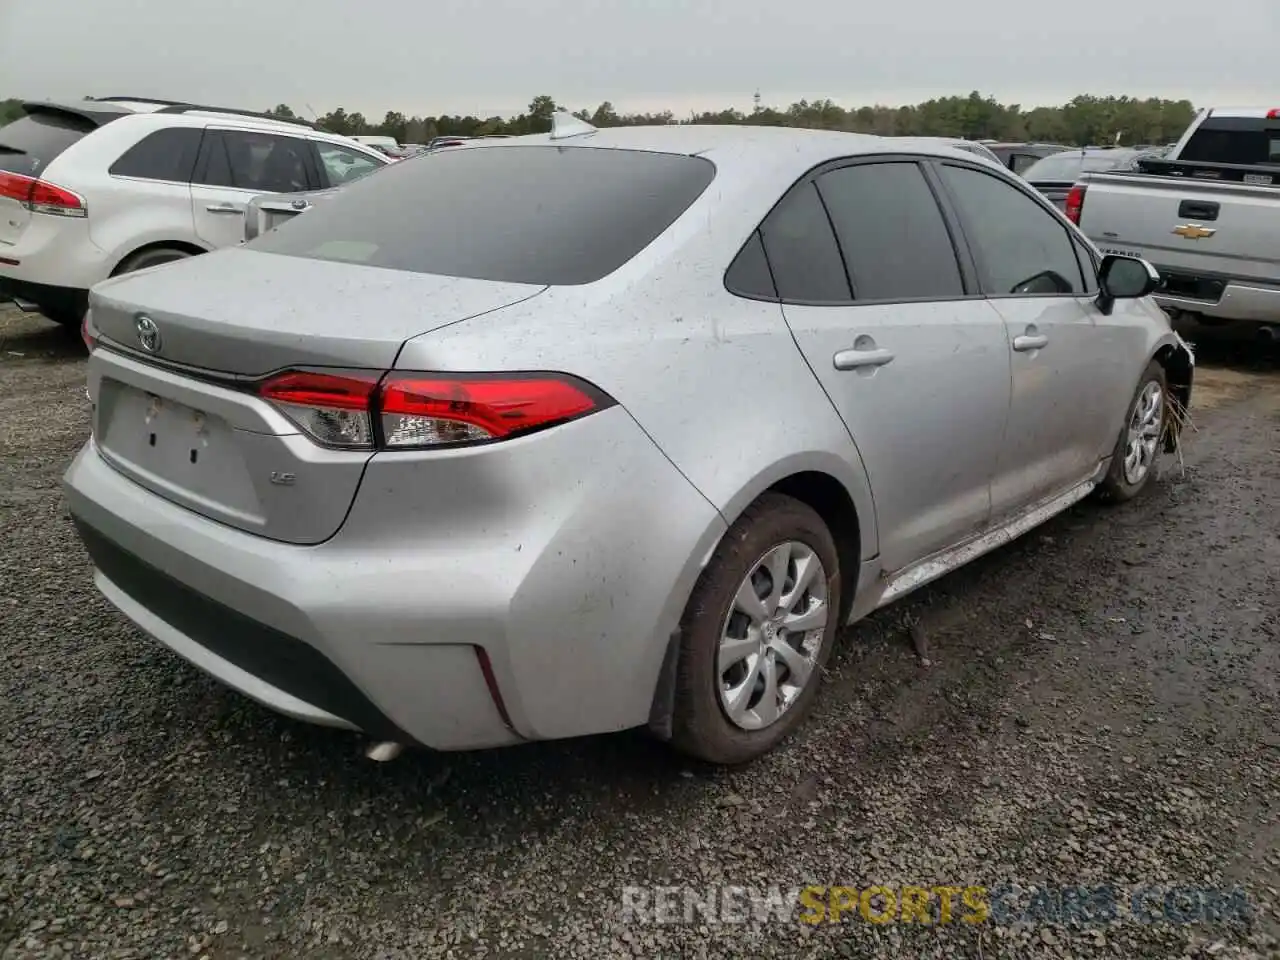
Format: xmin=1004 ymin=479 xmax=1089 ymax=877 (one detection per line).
xmin=189 ymin=127 xmax=321 ymax=249
xmin=933 ymin=161 xmax=1117 ymax=519
xmin=767 ymin=158 xmax=1011 ymax=573
xmin=0 ymin=109 xmax=98 ymax=247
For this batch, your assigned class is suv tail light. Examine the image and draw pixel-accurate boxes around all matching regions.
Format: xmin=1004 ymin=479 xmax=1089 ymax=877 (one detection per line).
xmin=1267 ymin=109 xmax=1280 ymax=119
xmin=0 ymin=170 xmax=87 ymax=218
xmin=258 ymin=369 xmax=612 ymax=450
xmin=1064 ymin=183 xmax=1087 ymax=225
xmin=81 ymin=312 xmax=95 ymax=352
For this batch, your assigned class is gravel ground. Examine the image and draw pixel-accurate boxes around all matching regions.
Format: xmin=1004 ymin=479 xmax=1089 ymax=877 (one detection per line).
xmin=1 ymin=306 xmax=1278 ymax=960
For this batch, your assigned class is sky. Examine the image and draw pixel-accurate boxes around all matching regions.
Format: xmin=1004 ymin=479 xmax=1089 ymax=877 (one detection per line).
xmin=2 ymin=0 xmax=1276 ymax=120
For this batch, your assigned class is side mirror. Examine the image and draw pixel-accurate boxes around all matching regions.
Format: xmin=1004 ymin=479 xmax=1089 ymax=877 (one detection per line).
xmin=1096 ymin=255 xmax=1160 ymax=315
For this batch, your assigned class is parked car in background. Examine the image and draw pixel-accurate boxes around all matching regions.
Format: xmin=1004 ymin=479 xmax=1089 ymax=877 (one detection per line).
xmin=0 ymin=96 xmax=389 ymax=329
xmin=1021 ymin=148 xmax=1149 ymax=209
xmin=66 ymin=116 xmax=1192 ymax=766
xmin=1070 ymin=107 xmax=1280 ymax=342
xmin=984 ymin=142 xmax=1071 ymax=175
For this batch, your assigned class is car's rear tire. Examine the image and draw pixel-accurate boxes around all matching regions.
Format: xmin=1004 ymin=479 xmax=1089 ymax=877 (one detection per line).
xmin=113 ymin=247 xmax=194 ymax=276
xmin=1098 ymin=360 xmax=1168 ymax=502
xmin=671 ymin=493 xmax=842 ymax=765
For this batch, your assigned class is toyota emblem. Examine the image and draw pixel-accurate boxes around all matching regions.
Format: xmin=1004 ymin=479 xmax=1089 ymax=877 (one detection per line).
xmin=135 ymin=315 xmax=161 ymax=353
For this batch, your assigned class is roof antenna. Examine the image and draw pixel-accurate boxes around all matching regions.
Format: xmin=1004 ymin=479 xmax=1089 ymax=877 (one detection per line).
xmin=549 ymin=110 xmax=597 ymax=141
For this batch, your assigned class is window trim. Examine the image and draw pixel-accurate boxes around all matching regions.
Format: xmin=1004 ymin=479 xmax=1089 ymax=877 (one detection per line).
xmin=930 ymin=158 xmax=1088 ymax=300
xmin=107 ymin=126 xmax=206 ymax=186
xmin=723 ymin=152 xmax=986 ymax=308
xmin=192 ymin=126 xmax=324 ymax=194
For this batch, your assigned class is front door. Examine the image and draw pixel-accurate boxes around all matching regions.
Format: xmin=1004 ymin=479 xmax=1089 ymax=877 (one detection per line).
xmin=762 ymin=159 xmax=1011 ymax=574
xmin=933 ymin=162 xmax=1114 ymax=519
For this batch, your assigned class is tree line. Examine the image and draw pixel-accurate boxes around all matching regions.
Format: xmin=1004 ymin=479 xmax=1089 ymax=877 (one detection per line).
xmin=2 ymin=92 xmax=1197 ymax=147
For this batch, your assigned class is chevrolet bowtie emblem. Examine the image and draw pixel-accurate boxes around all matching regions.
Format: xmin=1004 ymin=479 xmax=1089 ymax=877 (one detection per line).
xmin=1172 ymin=223 xmax=1216 ymax=240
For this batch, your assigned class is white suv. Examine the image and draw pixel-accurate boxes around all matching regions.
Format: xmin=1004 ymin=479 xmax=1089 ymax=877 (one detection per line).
xmin=0 ymin=97 xmax=389 ymax=328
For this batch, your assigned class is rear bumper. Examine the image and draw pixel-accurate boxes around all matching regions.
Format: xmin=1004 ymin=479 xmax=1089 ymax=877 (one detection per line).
xmin=1153 ymin=267 xmax=1280 ymax=324
xmin=0 ymin=215 xmax=109 ymax=299
xmin=63 ymin=408 xmax=727 ymax=750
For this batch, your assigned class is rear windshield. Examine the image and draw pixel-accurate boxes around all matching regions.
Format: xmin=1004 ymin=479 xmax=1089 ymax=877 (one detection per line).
xmin=0 ymin=110 xmax=97 ymax=177
xmin=248 ymin=145 xmax=717 ymax=285
xmin=1179 ymin=117 xmax=1280 ymax=166
xmin=1023 ymin=151 xmax=1136 ymax=182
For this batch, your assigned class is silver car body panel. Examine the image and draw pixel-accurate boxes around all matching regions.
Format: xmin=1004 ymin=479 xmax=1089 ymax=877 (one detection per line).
xmin=65 ymin=124 xmax=1191 ymax=750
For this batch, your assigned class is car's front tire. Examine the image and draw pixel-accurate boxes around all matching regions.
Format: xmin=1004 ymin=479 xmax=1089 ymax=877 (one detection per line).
xmin=1098 ymin=359 xmax=1168 ymax=502
xmin=671 ymin=493 xmax=842 ymax=765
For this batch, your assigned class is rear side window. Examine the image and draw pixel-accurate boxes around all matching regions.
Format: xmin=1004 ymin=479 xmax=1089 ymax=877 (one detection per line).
xmin=109 ymin=127 xmax=203 ymax=182
xmin=816 ymin=162 xmax=963 ymax=301
xmin=1180 ymin=117 xmax=1280 ymax=166
xmin=249 ymin=145 xmax=716 ymax=285
xmin=0 ymin=111 xmax=96 ymax=177
xmin=196 ymin=130 xmax=315 ymax=193
xmin=757 ymin=182 xmax=850 ymax=303
xmin=725 ymin=231 xmax=777 ymax=299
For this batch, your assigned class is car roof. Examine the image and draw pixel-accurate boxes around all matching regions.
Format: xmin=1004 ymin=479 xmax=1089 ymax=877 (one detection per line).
xmin=451 ymin=123 xmax=989 ymax=175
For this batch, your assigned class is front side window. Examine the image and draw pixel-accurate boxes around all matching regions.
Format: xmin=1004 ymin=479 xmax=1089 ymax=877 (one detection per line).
xmin=197 ymin=130 xmax=313 ymax=193
xmin=816 ymin=162 xmax=963 ymax=301
xmin=316 ymin=142 xmax=384 ymax=187
xmin=938 ymin=164 xmax=1084 ymax=296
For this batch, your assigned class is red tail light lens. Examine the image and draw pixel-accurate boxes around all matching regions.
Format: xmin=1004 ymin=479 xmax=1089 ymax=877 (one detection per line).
xmin=379 ymin=374 xmax=601 ymax=447
xmin=0 ymin=170 xmax=87 ymax=218
xmin=259 ymin=371 xmax=380 ymax=449
xmin=257 ymin=370 xmax=609 ymax=450
xmin=1064 ymin=184 xmax=1087 ymax=225
xmin=81 ymin=312 xmax=95 ymax=352
xmin=1267 ymin=109 xmax=1280 ymax=119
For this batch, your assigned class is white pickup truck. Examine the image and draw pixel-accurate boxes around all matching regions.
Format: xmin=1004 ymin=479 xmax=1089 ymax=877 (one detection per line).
xmin=1067 ymin=107 xmax=1280 ymax=343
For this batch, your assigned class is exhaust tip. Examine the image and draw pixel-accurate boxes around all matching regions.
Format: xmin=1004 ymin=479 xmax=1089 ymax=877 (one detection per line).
xmin=366 ymin=741 xmax=404 ymax=762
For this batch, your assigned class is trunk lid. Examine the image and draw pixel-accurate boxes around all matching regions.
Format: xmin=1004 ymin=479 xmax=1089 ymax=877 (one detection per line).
xmin=89 ymin=247 xmax=547 ymax=375
xmin=87 ymin=250 xmax=546 ymax=544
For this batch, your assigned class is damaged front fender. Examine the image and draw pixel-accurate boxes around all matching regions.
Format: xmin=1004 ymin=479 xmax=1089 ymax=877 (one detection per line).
xmin=1157 ymin=332 xmax=1195 ymax=453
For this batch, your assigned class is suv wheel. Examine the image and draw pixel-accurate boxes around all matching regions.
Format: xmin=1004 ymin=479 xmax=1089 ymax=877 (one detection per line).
xmin=671 ymin=493 xmax=841 ymax=764
xmin=114 ymin=247 xmax=194 ymax=276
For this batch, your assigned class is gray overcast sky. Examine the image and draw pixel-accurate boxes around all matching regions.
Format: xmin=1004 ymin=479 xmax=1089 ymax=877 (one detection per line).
xmin=2 ymin=0 xmax=1275 ymax=119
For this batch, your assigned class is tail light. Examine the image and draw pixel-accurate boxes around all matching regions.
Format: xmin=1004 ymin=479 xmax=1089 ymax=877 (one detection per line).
xmin=81 ymin=312 xmax=95 ymax=352
xmin=0 ymin=170 xmax=87 ymax=218
xmin=257 ymin=369 xmax=611 ymax=450
xmin=1267 ymin=109 xmax=1280 ymax=119
xmin=1064 ymin=184 xmax=1087 ymax=225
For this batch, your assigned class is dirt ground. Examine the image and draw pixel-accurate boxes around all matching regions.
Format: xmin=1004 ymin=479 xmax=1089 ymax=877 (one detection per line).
xmin=0 ymin=306 xmax=1277 ymax=960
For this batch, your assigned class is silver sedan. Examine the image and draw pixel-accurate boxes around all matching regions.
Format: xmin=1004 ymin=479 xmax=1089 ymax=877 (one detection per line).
xmin=66 ymin=115 xmax=1193 ymax=765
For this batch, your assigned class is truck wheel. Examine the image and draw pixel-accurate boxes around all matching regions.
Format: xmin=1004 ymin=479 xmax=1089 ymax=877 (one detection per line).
xmin=1098 ymin=360 xmax=1167 ymax=502
xmin=671 ymin=493 xmax=841 ymax=765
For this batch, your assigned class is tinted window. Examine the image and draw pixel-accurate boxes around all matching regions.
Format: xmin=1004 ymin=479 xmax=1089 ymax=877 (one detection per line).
xmin=816 ymin=162 xmax=963 ymax=301
xmin=757 ymin=182 xmax=850 ymax=302
xmin=725 ymin=231 xmax=777 ymax=299
xmin=250 ymin=145 xmax=715 ymax=285
xmin=1023 ymin=151 xmax=1142 ymax=182
xmin=197 ymin=130 xmax=313 ymax=193
xmin=0 ymin=111 xmax=96 ymax=177
xmin=1180 ymin=117 xmax=1280 ymax=166
xmin=108 ymin=127 xmax=203 ymax=181
xmin=939 ymin=164 xmax=1083 ymax=296
xmin=317 ymin=142 xmax=384 ymax=186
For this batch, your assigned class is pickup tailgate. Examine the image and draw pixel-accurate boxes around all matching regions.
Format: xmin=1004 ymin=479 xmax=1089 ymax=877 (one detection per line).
xmin=1077 ymin=173 xmax=1280 ymax=285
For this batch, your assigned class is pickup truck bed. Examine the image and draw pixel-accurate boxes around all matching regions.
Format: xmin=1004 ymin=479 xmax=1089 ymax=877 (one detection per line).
xmin=1077 ymin=163 xmax=1280 ymax=330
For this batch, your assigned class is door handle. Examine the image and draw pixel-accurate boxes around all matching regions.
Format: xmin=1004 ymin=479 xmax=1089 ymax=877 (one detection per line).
xmin=205 ymin=203 xmax=244 ymax=215
xmin=1012 ymin=334 xmax=1048 ymax=352
xmin=833 ymin=347 xmax=895 ymax=370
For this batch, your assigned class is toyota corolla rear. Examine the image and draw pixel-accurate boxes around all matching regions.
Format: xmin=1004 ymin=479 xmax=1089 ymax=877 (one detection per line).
xmin=63 ymin=141 xmax=728 ymax=750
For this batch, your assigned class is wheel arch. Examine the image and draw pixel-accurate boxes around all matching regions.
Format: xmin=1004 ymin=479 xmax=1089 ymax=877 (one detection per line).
xmin=110 ymin=239 xmax=209 ymax=277
xmin=1151 ymin=333 xmax=1194 ymax=452
xmin=647 ymin=461 xmax=873 ymax=741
